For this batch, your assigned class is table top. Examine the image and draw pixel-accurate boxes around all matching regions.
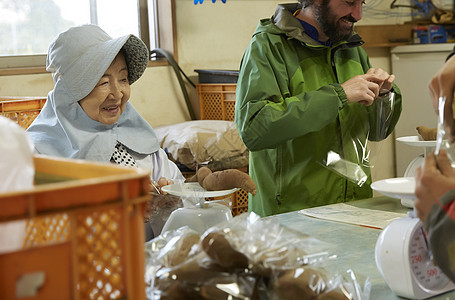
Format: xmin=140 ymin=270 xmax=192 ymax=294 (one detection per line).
xmin=267 ymin=197 xmax=455 ymax=300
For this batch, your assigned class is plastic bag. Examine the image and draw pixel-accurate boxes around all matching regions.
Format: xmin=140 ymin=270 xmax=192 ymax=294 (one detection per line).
xmin=156 ymin=180 xmax=234 ymax=236
xmin=320 ymin=92 xmax=396 ymax=187
xmin=0 ymin=116 xmax=35 ymax=254
xmin=145 ymin=190 xmax=183 ymax=240
xmin=435 ymin=96 xmax=455 ymax=161
xmin=0 ymin=116 xmax=35 ymax=193
xmin=145 ymin=212 xmax=371 ymax=300
xmin=368 ymin=92 xmax=396 ymax=142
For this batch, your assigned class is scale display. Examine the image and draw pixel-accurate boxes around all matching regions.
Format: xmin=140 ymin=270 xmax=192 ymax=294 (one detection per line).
xmin=375 ymin=217 xmax=455 ymax=299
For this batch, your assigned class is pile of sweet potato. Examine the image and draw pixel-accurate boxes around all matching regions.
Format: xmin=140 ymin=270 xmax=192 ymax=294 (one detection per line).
xmin=146 ymin=214 xmax=361 ymax=300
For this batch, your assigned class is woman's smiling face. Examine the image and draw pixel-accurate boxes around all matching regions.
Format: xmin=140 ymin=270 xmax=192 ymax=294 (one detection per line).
xmin=79 ymin=51 xmax=131 ymax=125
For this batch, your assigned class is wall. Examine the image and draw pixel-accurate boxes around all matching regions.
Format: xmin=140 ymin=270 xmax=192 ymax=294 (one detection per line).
xmin=0 ymin=67 xmax=191 ymax=128
xmin=0 ymin=0 xmax=402 ymax=183
xmin=174 ymin=0 xmax=401 ymax=183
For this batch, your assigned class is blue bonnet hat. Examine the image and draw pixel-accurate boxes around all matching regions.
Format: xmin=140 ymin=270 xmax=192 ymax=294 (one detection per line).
xmin=26 ymin=24 xmax=159 ymax=162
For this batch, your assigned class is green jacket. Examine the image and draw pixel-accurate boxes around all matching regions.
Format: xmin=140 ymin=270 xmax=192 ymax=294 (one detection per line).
xmin=235 ymin=3 xmax=402 ymax=217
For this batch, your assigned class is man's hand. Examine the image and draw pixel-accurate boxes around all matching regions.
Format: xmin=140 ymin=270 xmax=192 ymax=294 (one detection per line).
xmin=341 ymin=68 xmax=395 ymax=106
xmin=341 ymin=74 xmax=379 ymax=106
xmin=366 ymin=67 xmax=395 ymax=94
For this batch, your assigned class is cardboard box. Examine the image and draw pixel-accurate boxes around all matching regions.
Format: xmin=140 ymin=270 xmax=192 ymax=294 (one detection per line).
xmin=413 ymin=25 xmax=429 ymax=44
xmin=413 ymin=25 xmax=447 ymax=44
xmin=444 ymin=25 xmax=455 ymax=43
xmin=429 ymin=25 xmax=447 ymax=43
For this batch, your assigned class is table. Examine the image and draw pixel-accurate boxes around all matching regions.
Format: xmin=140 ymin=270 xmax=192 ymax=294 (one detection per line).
xmin=267 ymin=197 xmax=455 ymax=300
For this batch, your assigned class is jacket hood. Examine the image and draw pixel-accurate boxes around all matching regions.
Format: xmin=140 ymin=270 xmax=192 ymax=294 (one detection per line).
xmin=253 ymin=3 xmax=363 ymax=47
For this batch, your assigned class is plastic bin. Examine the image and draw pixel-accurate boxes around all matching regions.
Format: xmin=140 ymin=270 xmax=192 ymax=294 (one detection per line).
xmin=194 ymin=69 xmax=239 ymax=84
xmin=209 ymin=188 xmax=249 ymax=216
xmin=0 ymin=97 xmax=46 ymax=129
xmin=197 ymin=83 xmax=237 ymax=121
xmin=0 ymin=155 xmax=150 ymax=300
xmin=196 ymin=83 xmax=249 ymax=214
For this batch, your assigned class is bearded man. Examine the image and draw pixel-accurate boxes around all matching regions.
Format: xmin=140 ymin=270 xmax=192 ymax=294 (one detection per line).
xmin=234 ymin=1 xmax=403 ymax=217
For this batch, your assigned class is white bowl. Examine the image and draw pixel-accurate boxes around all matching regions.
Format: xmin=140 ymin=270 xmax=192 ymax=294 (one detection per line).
xmin=161 ymin=202 xmax=233 ymax=234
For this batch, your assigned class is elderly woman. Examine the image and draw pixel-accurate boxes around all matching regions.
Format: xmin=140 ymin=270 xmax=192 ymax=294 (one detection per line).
xmin=26 ymin=24 xmax=184 ymax=239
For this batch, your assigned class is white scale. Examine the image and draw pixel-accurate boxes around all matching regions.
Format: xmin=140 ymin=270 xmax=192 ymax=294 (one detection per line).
xmin=373 ymin=136 xmax=455 ymax=299
xmin=375 ymin=215 xmax=455 ymax=299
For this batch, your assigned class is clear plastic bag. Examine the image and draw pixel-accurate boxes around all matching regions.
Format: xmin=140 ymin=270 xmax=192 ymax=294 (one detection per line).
xmin=368 ymin=92 xmax=396 ymax=142
xmin=0 ymin=116 xmax=35 ymax=254
xmin=145 ymin=212 xmax=371 ymax=300
xmin=435 ymin=96 xmax=455 ymax=161
xmin=320 ymin=92 xmax=396 ymax=187
xmin=0 ymin=116 xmax=35 ymax=193
xmin=145 ymin=191 xmax=183 ymax=240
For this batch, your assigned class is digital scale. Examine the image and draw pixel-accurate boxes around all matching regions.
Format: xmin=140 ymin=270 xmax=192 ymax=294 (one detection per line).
xmin=375 ymin=215 xmax=455 ymax=299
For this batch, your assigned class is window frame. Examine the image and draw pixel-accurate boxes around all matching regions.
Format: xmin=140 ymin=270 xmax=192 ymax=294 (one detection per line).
xmin=0 ymin=0 xmax=176 ymax=76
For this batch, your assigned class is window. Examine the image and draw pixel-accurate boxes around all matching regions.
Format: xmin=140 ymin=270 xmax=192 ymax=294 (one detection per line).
xmin=0 ymin=0 xmax=175 ymax=72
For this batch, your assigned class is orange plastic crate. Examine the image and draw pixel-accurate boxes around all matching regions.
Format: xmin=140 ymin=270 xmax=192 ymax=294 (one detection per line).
xmin=209 ymin=188 xmax=249 ymax=216
xmin=0 ymin=156 xmax=150 ymax=300
xmin=196 ymin=84 xmax=249 ymax=215
xmin=0 ymin=97 xmax=46 ymax=129
xmin=197 ymin=84 xmax=237 ymax=121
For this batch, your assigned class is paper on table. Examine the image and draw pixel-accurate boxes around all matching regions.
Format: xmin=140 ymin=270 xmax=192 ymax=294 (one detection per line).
xmin=299 ymin=203 xmax=407 ymax=229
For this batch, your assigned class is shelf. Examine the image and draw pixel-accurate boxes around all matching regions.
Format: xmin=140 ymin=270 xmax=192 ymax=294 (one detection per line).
xmin=355 ymin=24 xmax=415 ymax=48
xmin=356 ymin=21 xmax=455 ymax=48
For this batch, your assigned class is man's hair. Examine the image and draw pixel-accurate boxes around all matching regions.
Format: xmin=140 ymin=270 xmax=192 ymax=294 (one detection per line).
xmin=298 ymin=0 xmax=317 ymax=8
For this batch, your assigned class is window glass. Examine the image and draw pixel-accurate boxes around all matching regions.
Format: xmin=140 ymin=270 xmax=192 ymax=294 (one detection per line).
xmin=0 ymin=0 xmax=145 ymax=57
xmin=95 ymin=0 xmax=139 ymax=39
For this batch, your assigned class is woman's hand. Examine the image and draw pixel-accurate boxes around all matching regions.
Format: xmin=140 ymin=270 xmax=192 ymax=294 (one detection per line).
xmin=428 ymin=54 xmax=455 ymax=142
xmin=150 ymin=177 xmax=174 ymax=195
xmin=415 ymin=150 xmax=455 ymax=222
xmin=145 ymin=177 xmax=180 ymax=222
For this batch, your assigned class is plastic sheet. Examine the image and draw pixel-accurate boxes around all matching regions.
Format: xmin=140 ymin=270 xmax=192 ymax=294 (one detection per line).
xmin=368 ymin=92 xmax=396 ymax=142
xmin=435 ymin=96 xmax=455 ymax=160
xmin=154 ymin=184 xmax=235 ymax=237
xmin=320 ymin=92 xmax=396 ymax=187
xmin=145 ymin=190 xmax=183 ymax=240
xmin=0 ymin=116 xmax=35 ymax=193
xmin=145 ymin=212 xmax=371 ymax=300
xmin=0 ymin=116 xmax=35 ymax=253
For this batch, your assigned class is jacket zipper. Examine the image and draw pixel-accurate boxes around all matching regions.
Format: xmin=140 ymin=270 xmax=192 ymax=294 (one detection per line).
xmin=275 ymin=144 xmax=283 ymax=206
xmin=331 ymin=46 xmax=348 ymax=199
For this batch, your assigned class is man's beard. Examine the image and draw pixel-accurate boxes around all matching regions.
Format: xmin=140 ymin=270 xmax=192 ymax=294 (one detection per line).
xmin=315 ymin=0 xmax=356 ymax=44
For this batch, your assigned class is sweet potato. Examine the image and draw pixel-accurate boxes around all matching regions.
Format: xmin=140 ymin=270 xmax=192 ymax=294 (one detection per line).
xmin=164 ymin=232 xmax=201 ymax=267
xmin=274 ymin=267 xmax=328 ymax=299
xmin=186 ymin=167 xmax=257 ymax=195
xmin=201 ymin=231 xmax=249 ymax=269
xmin=185 ymin=166 xmax=212 ymax=186
xmin=317 ymin=286 xmax=351 ymax=300
xmin=416 ymin=126 xmax=437 ymax=141
xmin=155 ymin=253 xmax=225 ymax=286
